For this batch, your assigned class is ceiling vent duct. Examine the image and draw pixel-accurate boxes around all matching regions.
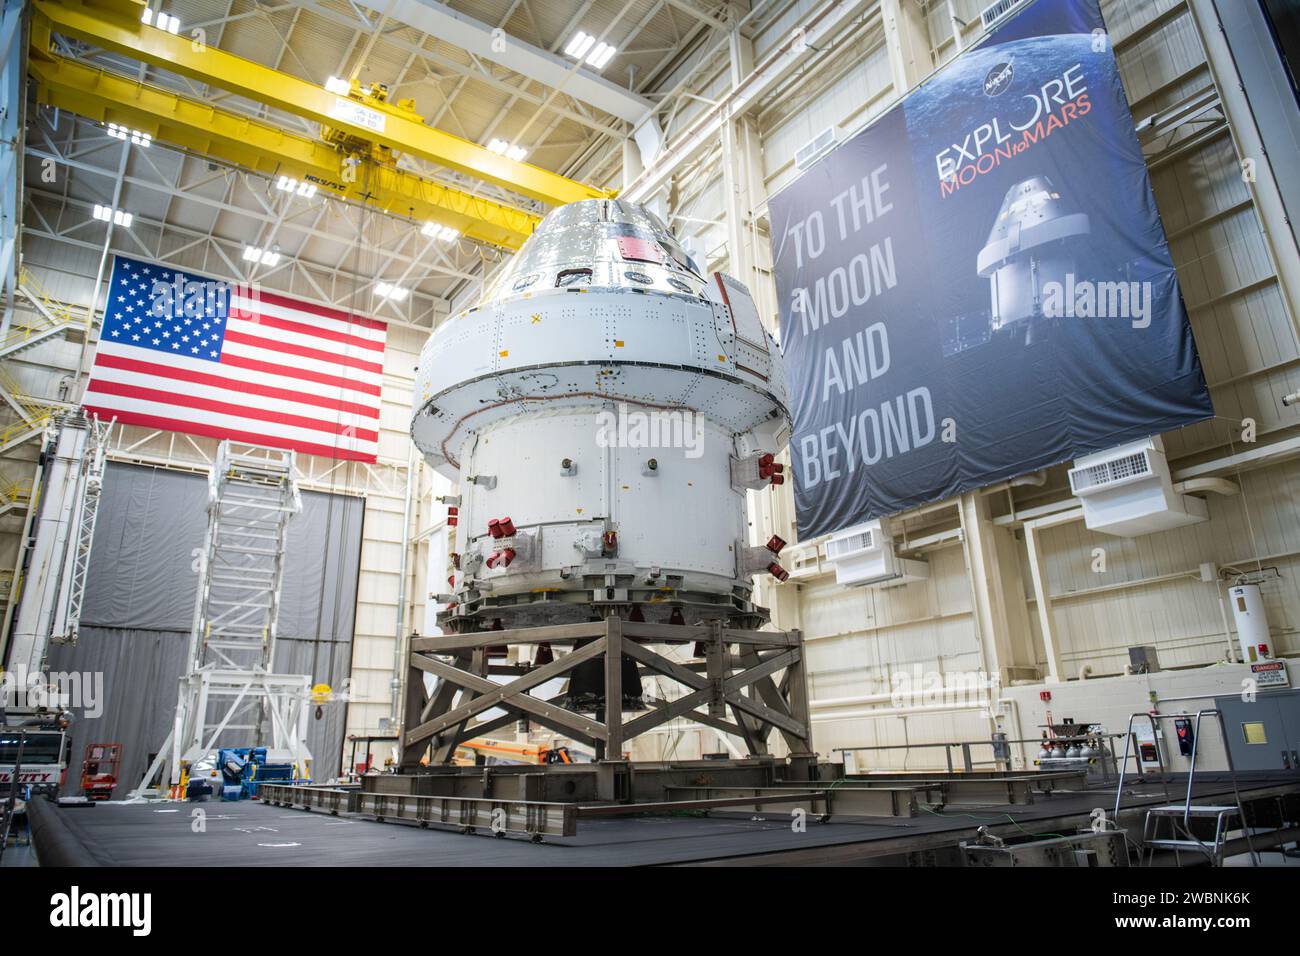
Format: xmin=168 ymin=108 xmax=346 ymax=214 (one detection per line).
xmin=824 ymin=518 xmax=929 ymax=589
xmin=1068 ymin=436 xmax=1208 ymax=537
xmin=980 ymin=0 xmax=1030 ymax=31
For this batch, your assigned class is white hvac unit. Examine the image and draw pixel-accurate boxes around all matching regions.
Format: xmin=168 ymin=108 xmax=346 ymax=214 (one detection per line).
xmin=1068 ymin=436 xmax=1207 ymax=537
xmin=824 ymin=518 xmax=929 ymax=589
xmin=980 ymin=0 xmax=1029 ymax=30
xmin=795 ymin=126 xmax=840 ymax=171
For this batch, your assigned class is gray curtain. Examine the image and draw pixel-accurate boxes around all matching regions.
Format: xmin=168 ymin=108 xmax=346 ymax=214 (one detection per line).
xmin=46 ymin=461 xmax=364 ymax=792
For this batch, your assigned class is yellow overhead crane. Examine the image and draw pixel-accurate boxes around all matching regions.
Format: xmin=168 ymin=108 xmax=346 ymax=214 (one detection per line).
xmin=28 ymin=56 xmax=540 ymax=249
xmin=29 ymin=0 xmax=613 ymax=248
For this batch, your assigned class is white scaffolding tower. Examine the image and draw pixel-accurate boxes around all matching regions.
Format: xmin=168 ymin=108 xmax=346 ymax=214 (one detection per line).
xmin=134 ymin=442 xmax=313 ymax=796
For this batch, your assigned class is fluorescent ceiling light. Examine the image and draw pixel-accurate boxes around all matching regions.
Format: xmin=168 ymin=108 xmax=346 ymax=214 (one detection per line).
xmin=275 ymin=176 xmax=317 ymax=198
xmin=421 ymin=222 xmax=460 ymax=242
xmin=242 ymin=246 xmax=281 ymax=267
xmin=93 ymin=205 xmax=133 ymax=227
xmin=375 ymin=282 xmax=410 ymax=302
xmin=588 ymin=42 xmax=616 ymax=69
xmin=142 ymin=8 xmax=180 ymax=33
xmin=107 ymin=123 xmax=151 ymax=147
xmin=564 ymin=30 xmax=616 ymax=69
xmin=324 ymin=76 xmax=351 ymax=95
xmin=565 ymin=31 xmax=596 ymax=59
xmin=487 ymin=138 xmax=527 ymax=163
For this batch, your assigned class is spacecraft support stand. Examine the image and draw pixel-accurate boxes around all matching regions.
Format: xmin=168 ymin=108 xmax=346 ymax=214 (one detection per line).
xmin=401 ymin=617 xmax=814 ymax=791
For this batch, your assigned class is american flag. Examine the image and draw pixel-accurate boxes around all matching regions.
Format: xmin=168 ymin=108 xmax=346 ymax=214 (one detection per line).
xmin=83 ymin=255 xmax=386 ymax=463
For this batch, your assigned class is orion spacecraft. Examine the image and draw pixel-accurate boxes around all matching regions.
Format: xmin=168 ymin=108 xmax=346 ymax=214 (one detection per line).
xmin=410 ymin=199 xmax=792 ymax=638
xmin=977 ymin=175 xmax=1091 ymax=338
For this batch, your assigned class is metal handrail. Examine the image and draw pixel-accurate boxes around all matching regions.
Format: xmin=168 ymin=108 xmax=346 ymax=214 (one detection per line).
xmin=1114 ymin=709 xmax=1259 ymax=866
xmin=1114 ymin=712 xmax=1170 ymax=820
xmin=837 ymin=732 xmax=1130 ymax=776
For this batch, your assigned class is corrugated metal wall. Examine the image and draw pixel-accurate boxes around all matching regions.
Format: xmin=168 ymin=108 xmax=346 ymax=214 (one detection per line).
xmin=786 ymin=0 xmax=1300 ymax=765
xmin=632 ymin=0 xmax=1300 ymax=767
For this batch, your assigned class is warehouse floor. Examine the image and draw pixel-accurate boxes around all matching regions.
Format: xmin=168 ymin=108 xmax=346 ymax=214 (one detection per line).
xmin=26 ymin=772 xmax=1300 ymax=866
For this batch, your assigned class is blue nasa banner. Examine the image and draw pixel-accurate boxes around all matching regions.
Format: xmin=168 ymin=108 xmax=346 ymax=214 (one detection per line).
xmin=769 ymin=0 xmax=1212 ymax=539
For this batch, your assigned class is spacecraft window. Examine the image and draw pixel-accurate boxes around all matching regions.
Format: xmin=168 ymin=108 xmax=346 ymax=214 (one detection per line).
xmin=604 ymin=222 xmax=653 ymax=239
xmin=616 ymin=236 xmax=665 ymax=265
xmin=556 ymin=268 xmax=593 ymax=288
xmin=667 ymin=277 xmax=693 ymax=294
xmin=511 ymin=273 xmax=539 ymax=292
xmin=625 ymin=271 xmax=653 ymax=285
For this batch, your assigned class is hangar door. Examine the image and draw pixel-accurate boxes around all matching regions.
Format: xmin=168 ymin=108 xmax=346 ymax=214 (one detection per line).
xmin=46 ymin=461 xmax=364 ymax=791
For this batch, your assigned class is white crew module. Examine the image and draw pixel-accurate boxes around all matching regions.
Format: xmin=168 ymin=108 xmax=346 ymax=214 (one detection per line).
xmin=411 ymin=199 xmax=791 ymax=629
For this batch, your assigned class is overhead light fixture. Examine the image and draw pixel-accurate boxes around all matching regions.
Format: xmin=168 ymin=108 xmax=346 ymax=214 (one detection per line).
xmin=141 ymin=7 xmax=180 ymax=33
xmin=275 ymin=175 xmax=317 ymax=198
xmin=565 ymin=31 xmax=596 ymax=59
xmin=587 ymin=42 xmax=616 ymax=69
xmin=242 ymin=245 xmax=281 ymax=267
xmin=421 ymin=222 xmax=460 ymax=242
xmin=324 ymin=76 xmax=351 ymax=95
xmin=107 ymin=123 xmax=151 ymax=147
xmin=564 ymin=31 xmax=616 ymax=69
xmin=92 ymin=204 xmax=133 ymax=228
xmin=486 ymin=138 xmax=528 ymax=163
xmin=375 ymin=282 xmax=410 ymax=302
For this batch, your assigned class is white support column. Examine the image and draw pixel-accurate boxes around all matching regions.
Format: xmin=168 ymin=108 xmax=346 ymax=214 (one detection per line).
xmin=1186 ymin=0 xmax=1300 ymax=345
xmin=1022 ymin=507 xmax=1085 ymax=684
xmin=959 ymin=492 xmax=1037 ymax=685
xmin=881 ymin=0 xmax=932 ymax=96
xmin=722 ymin=28 xmax=800 ymax=624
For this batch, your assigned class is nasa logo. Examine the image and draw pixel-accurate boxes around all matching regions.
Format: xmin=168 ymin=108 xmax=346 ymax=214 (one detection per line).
xmin=983 ymin=61 xmax=1014 ymax=97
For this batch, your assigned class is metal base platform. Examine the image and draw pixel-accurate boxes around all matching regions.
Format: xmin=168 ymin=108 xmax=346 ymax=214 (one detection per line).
xmin=28 ymin=769 xmax=1300 ymax=866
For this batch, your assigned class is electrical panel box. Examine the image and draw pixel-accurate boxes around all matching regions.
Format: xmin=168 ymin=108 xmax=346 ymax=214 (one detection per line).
xmin=1128 ymin=645 xmax=1161 ymax=674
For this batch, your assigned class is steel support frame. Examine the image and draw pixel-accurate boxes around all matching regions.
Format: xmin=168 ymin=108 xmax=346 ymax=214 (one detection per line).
xmin=60 ymin=413 xmax=112 ymax=645
xmin=131 ymin=441 xmax=314 ymax=794
xmin=400 ymin=618 xmax=813 ymax=776
xmin=2 ymin=411 xmax=111 ymax=671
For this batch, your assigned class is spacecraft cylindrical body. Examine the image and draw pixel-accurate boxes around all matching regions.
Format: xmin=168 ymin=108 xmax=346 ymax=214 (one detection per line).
xmin=977 ymin=176 xmax=1090 ymax=331
xmin=411 ymin=200 xmax=791 ymax=629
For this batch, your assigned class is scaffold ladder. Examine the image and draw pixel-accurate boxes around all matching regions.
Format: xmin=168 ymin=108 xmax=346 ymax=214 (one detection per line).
xmin=132 ymin=442 xmax=313 ymax=796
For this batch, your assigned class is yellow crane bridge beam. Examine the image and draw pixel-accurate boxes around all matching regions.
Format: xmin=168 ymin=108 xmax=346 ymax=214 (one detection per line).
xmin=31 ymin=0 xmax=611 ymax=208
xmin=29 ymin=54 xmax=541 ymax=250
